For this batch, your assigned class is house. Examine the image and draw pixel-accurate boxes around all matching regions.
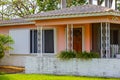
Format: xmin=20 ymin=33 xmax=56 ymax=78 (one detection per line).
xmin=0 ymin=4 xmax=120 ymax=67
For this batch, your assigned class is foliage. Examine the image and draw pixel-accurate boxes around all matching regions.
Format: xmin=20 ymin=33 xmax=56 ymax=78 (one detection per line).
xmin=76 ymin=51 xmax=100 ymax=60
xmin=0 ymin=0 xmax=120 ymax=19
xmin=0 ymin=34 xmax=14 ymax=59
xmin=57 ymin=51 xmax=76 ymax=60
xmin=67 ymin=0 xmax=87 ymax=7
xmin=0 ymin=72 xmax=5 ymax=75
xmin=117 ymin=3 xmax=120 ymax=11
xmin=57 ymin=51 xmax=100 ymax=60
xmin=0 ymin=0 xmax=38 ymax=19
xmin=37 ymin=0 xmax=60 ymax=12
xmin=0 ymin=0 xmax=87 ymax=20
xmin=0 ymin=74 xmax=119 ymax=80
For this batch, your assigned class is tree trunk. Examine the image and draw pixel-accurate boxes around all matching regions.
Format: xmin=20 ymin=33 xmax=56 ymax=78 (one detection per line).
xmin=61 ymin=0 xmax=66 ymax=9
xmin=88 ymin=0 xmax=92 ymax=4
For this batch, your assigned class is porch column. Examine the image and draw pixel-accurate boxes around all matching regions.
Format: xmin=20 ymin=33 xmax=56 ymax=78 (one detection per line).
xmin=37 ymin=26 xmax=43 ymax=57
xmin=101 ymin=22 xmax=110 ymax=58
xmin=66 ymin=24 xmax=73 ymax=51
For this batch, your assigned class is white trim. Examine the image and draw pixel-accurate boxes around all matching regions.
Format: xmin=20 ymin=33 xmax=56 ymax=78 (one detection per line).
xmin=40 ymin=27 xmax=43 ymax=57
xmin=36 ymin=28 xmax=56 ymax=54
xmin=106 ymin=22 xmax=108 ymax=58
xmin=66 ymin=24 xmax=69 ymax=51
xmin=82 ymin=26 xmax=85 ymax=52
xmin=101 ymin=22 xmax=103 ymax=58
xmin=54 ymin=28 xmax=57 ymax=54
xmin=0 ymin=22 xmax=35 ymax=27
xmin=71 ymin=24 xmax=73 ymax=51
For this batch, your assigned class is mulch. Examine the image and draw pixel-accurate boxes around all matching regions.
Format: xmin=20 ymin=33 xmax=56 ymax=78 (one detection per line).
xmin=0 ymin=66 xmax=25 ymax=74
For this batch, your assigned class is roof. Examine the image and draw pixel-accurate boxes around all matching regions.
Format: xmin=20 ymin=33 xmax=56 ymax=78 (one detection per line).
xmin=0 ymin=4 xmax=120 ymax=26
xmin=25 ymin=4 xmax=117 ymax=19
xmin=0 ymin=18 xmax=34 ymax=26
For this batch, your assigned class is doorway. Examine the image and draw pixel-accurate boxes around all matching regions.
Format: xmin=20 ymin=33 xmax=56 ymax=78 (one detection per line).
xmin=73 ymin=28 xmax=82 ymax=52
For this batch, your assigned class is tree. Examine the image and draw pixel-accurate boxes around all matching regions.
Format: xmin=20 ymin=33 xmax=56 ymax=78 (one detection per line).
xmin=0 ymin=0 xmax=38 ymax=19
xmin=0 ymin=0 xmax=9 ymax=20
xmin=67 ymin=0 xmax=87 ymax=7
xmin=0 ymin=0 xmax=87 ymax=19
xmin=0 ymin=34 xmax=14 ymax=59
xmin=37 ymin=0 xmax=60 ymax=12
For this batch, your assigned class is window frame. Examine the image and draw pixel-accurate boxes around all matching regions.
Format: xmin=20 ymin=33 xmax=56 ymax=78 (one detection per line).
xmin=30 ymin=28 xmax=56 ymax=54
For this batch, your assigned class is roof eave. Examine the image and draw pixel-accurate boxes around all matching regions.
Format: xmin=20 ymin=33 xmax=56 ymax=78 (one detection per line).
xmin=0 ymin=22 xmax=35 ymax=26
xmin=25 ymin=12 xmax=120 ymax=21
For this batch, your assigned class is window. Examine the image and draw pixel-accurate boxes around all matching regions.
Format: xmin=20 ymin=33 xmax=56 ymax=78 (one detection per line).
xmin=30 ymin=29 xmax=54 ymax=53
xmin=110 ymin=30 xmax=119 ymax=44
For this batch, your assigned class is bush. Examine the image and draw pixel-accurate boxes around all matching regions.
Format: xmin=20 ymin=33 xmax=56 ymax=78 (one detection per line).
xmin=0 ymin=72 xmax=5 ymax=75
xmin=76 ymin=51 xmax=100 ymax=60
xmin=0 ymin=34 xmax=14 ymax=59
xmin=57 ymin=51 xmax=100 ymax=60
xmin=57 ymin=51 xmax=76 ymax=60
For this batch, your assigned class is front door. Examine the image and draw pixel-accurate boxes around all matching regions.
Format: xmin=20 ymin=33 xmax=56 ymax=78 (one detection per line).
xmin=73 ymin=28 xmax=82 ymax=52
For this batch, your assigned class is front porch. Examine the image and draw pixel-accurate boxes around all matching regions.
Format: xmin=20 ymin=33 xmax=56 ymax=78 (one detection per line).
xmin=36 ymin=22 xmax=120 ymax=58
xmin=92 ymin=23 xmax=120 ymax=58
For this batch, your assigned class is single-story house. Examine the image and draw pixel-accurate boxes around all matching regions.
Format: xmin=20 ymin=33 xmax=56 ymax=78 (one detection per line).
xmin=0 ymin=4 xmax=120 ymax=67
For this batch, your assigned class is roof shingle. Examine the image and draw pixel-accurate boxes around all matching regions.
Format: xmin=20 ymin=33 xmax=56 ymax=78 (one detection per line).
xmin=25 ymin=4 xmax=115 ymax=18
xmin=0 ymin=18 xmax=34 ymax=25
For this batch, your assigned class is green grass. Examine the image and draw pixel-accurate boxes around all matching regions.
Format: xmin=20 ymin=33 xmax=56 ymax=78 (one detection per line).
xmin=0 ymin=74 xmax=120 ymax=80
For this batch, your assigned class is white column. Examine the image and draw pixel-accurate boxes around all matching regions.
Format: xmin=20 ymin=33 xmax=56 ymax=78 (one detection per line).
xmin=71 ymin=24 xmax=73 ymax=51
xmin=40 ymin=27 xmax=43 ymax=57
xmin=101 ymin=22 xmax=110 ymax=58
xmin=106 ymin=23 xmax=110 ymax=58
xmin=101 ymin=22 xmax=103 ymax=58
xmin=37 ymin=26 xmax=43 ymax=57
xmin=66 ymin=24 xmax=74 ymax=51
xmin=66 ymin=24 xmax=69 ymax=51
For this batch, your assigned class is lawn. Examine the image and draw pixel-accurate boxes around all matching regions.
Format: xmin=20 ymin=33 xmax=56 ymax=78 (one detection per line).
xmin=0 ymin=74 xmax=120 ymax=80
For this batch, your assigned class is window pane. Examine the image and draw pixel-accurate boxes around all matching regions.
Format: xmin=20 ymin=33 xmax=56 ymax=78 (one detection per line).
xmin=30 ymin=30 xmax=37 ymax=53
xmin=44 ymin=30 xmax=54 ymax=53
xmin=30 ymin=29 xmax=54 ymax=53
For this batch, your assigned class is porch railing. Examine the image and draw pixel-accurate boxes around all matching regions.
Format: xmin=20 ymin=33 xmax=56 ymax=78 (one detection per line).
xmin=110 ymin=44 xmax=119 ymax=58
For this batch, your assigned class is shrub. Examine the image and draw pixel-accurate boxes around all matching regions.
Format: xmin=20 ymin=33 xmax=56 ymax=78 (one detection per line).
xmin=76 ymin=51 xmax=100 ymax=59
xmin=0 ymin=72 xmax=5 ymax=75
xmin=0 ymin=34 xmax=14 ymax=59
xmin=57 ymin=51 xmax=76 ymax=60
xmin=57 ymin=51 xmax=100 ymax=60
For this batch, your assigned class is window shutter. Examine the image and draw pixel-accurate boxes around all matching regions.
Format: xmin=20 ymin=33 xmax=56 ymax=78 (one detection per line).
xmin=9 ymin=29 xmax=30 ymax=54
